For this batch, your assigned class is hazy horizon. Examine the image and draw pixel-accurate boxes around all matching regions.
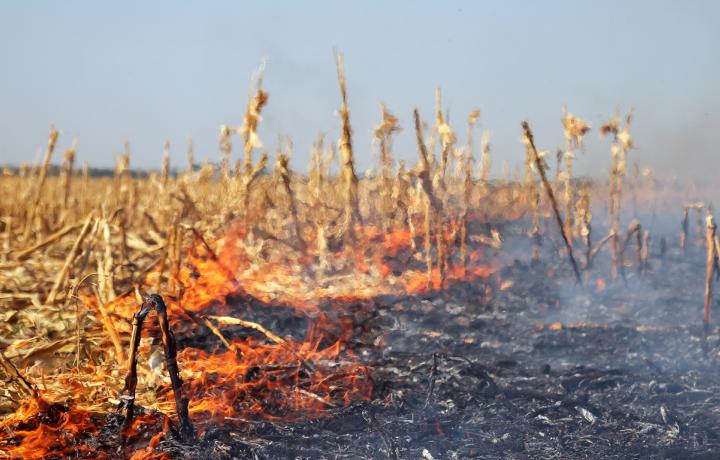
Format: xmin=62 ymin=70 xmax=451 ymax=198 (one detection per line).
xmin=1 ymin=1 xmax=718 ymax=179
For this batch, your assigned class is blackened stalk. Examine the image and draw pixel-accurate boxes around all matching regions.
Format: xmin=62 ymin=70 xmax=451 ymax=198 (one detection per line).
xmin=118 ymin=295 xmax=194 ymax=440
xmin=522 ymin=122 xmax=582 ymax=284
xmin=119 ymin=303 xmax=152 ymax=435
xmin=144 ymin=294 xmax=195 ymax=440
xmin=680 ymin=206 xmax=689 ymax=252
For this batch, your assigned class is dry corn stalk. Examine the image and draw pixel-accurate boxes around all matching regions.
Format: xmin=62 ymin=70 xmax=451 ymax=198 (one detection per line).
xmin=561 ymin=107 xmax=590 ymax=245
xmin=414 ymin=109 xmax=443 ymax=288
xmin=602 ymin=108 xmax=634 ymax=280
xmin=374 ymin=103 xmax=401 ymax=232
xmin=186 ymin=136 xmax=194 ymax=174
xmin=240 ymin=60 xmax=268 ymax=177
xmin=524 ymin=135 xmax=542 ymax=262
xmin=275 ymin=140 xmax=305 ymax=252
xmin=14 ymin=220 xmax=84 ymax=260
xmin=61 ymin=138 xmax=78 ymax=210
xmin=435 ymin=88 xmax=457 ymax=183
xmin=161 ymin=141 xmax=171 ymax=186
xmin=219 ymin=124 xmax=233 ymax=179
xmin=523 ymin=121 xmax=581 ymax=283
xmin=392 ymin=160 xmax=414 ymax=248
xmin=460 ymin=110 xmax=480 ymax=272
xmin=81 ymin=161 xmax=89 ymax=214
xmin=47 ymin=213 xmax=96 ymax=304
xmin=240 ymin=153 xmax=268 ymax=226
xmin=113 ymin=141 xmax=131 ymax=210
xmin=168 ymin=219 xmax=183 ymax=295
xmin=479 ymin=130 xmax=491 ymax=186
xmin=24 ymin=126 xmax=59 ymax=240
xmin=680 ymin=202 xmax=704 ymax=252
xmin=335 ymin=51 xmax=362 ymax=242
xmin=576 ymin=188 xmax=592 ymax=268
xmin=640 ymin=229 xmax=650 ymax=270
xmin=704 ymin=214 xmax=717 ymax=341
xmin=308 ymin=134 xmax=330 ymax=273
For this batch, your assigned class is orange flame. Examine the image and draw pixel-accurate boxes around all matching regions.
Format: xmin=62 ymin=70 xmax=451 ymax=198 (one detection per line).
xmin=1 ymin=218 xmax=496 ymax=456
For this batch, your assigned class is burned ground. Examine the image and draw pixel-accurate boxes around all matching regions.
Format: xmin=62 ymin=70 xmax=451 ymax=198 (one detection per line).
xmin=86 ymin=226 xmax=720 ymax=460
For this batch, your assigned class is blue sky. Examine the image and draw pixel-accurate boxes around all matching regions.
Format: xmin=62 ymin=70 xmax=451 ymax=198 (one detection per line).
xmin=0 ymin=1 xmax=718 ymax=177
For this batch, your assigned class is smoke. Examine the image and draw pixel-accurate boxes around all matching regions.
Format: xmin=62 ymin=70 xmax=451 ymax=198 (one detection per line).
xmin=633 ymin=108 xmax=720 ymax=182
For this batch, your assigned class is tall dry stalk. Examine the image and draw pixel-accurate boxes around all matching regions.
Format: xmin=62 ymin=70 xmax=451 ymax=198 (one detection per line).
xmin=81 ymin=161 xmax=89 ymax=214
xmin=460 ymin=110 xmax=480 ymax=272
xmin=275 ymin=139 xmax=305 ymax=252
xmin=309 ymin=134 xmax=330 ymax=274
xmin=228 ymin=61 xmax=270 ymax=226
xmin=414 ymin=109 xmax=443 ymax=288
xmin=561 ymin=107 xmax=590 ymax=246
xmin=219 ymin=125 xmax=232 ymax=179
xmin=640 ymin=229 xmax=650 ymax=270
xmin=523 ymin=134 xmax=543 ymax=261
xmin=96 ymin=219 xmax=117 ymax=304
xmin=523 ymin=121 xmax=582 ymax=283
xmin=392 ymin=160 xmax=414 ymax=247
xmin=704 ymin=214 xmax=717 ymax=341
xmin=680 ymin=203 xmax=704 ymax=251
xmin=240 ymin=60 xmax=269 ymax=177
xmin=240 ymin=153 xmax=268 ymax=225
xmin=24 ymin=126 xmax=59 ymax=240
xmin=576 ymin=187 xmax=592 ymax=268
xmin=186 ymin=137 xmax=194 ymax=175
xmin=113 ymin=141 xmax=131 ymax=212
xmin=601 ymin=108 xmax=634 ymax=280
xmin=374 ymin=104 xmax=401 ymax=232
xmin=161 ymin=141 xmax=171 ymax=186
xmin=335 ymin=51 xmax=362 ymax=242
xmin=435 ymin=88 xmax=456 ymax=183
xmin=429 ymin=90 xmax=456 ymax=286
xmin=477 ymin=130 xmax=492 ymax=223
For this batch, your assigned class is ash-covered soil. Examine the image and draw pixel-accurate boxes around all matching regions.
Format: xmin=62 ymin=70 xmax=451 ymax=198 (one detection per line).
xmin=180 ymin=232 xmax=720 ymax=460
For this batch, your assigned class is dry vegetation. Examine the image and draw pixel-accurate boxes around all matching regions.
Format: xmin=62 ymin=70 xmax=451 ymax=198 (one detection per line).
xmin=0 ymin=58 xmax=707 ymax=458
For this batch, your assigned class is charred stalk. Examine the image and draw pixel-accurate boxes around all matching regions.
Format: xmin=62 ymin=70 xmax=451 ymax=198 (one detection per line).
xmin=118 ymin=302 xmax=152 ymax=435
xmin=522 ymin=121 xmax=582 ymax=284
xmin=118 ymin=294 xmax=194 ymax=440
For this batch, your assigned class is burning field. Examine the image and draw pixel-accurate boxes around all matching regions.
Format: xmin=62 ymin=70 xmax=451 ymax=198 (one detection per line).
xmin=2 ymin=59 xmax=720 ymax=459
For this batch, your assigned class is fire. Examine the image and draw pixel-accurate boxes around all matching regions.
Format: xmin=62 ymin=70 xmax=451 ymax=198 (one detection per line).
xmin=0 ymin=399 xmax=103 ymax=459
xmin=180 ymin=338 xmax=370 ymax=426
xmin=0 ymin=217 xmax=494 ymax=457
xmin=221 ymin=223 xmax=495 ymax=306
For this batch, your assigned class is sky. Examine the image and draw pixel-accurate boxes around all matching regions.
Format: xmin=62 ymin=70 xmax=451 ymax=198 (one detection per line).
xmin=0 ymin=1 xmax=718 ymax=178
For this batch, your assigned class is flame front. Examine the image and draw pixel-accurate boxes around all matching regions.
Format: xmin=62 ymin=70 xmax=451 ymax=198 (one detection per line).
xmin=0 ymin=219 xmax=494 ymax=458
